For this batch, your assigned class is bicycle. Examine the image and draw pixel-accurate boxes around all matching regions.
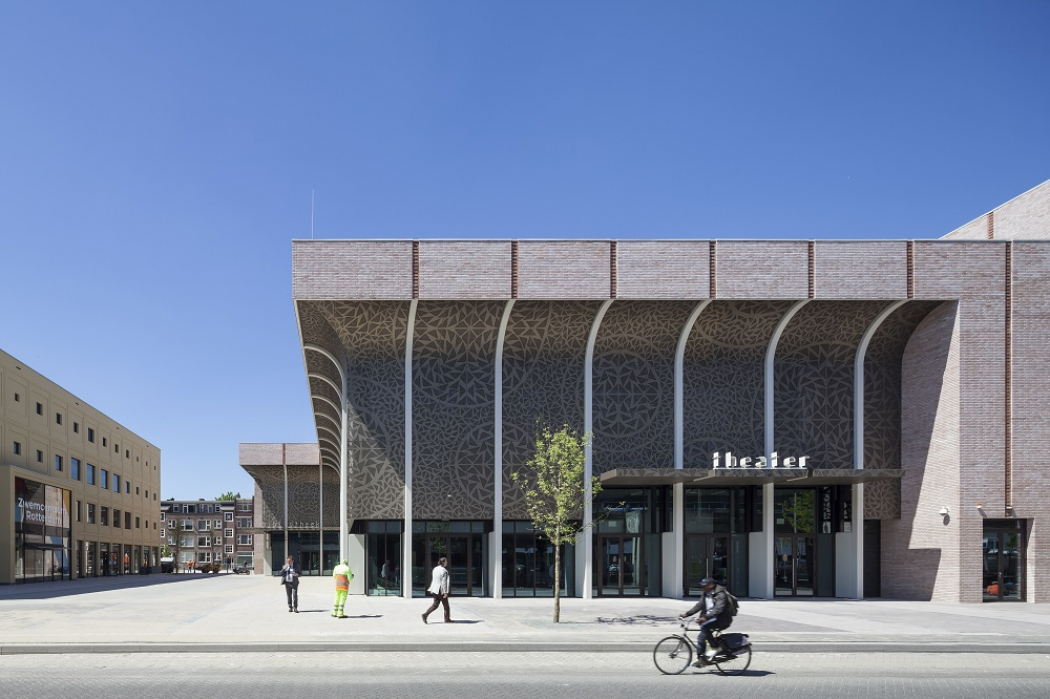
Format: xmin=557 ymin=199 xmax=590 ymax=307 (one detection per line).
xmin=653 ymin=621 xmax=752 ymax=676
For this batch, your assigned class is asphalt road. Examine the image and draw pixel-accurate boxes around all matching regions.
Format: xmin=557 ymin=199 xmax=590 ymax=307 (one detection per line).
xmin=1 ymin=652 xmax=1049 ymax=698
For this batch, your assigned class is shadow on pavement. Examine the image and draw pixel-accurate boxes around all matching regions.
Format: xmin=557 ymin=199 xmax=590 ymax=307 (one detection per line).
xmin=0 ymin=574 xmax=230 ymax=601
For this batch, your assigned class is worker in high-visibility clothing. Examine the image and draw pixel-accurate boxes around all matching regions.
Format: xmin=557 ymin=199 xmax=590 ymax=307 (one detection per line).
xmin=332 ymin=559 xmax=353 ymax=618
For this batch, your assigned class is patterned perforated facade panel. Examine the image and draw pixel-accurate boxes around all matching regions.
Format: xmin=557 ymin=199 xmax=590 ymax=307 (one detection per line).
xmin=862 ymin=301 xmax=942 ymax=520
xmin=773 ymin=301 xmax=888 ymax=469
xmin=501 ymin=301 xmax=599 ymax=519
xmin=412 ymin=301 xmax=505 ymax=519
xmin=683 ymin=301 xmax=795 ymax=468
xmin=592 ymin=301 xmax=696 ymax=473
xmin=314 ymin=301 xmax=410 ymax=520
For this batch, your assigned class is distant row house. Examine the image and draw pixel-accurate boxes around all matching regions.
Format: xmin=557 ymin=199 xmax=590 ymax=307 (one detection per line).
xmin=160 ymin=498 xmax=255 ymax=571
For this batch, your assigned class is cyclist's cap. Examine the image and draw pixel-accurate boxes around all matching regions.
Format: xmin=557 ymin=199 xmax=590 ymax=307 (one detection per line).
xmin=700 ymin=577 xmax=718 ymax=586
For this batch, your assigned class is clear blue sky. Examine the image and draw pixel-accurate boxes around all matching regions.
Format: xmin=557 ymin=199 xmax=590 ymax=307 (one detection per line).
xmin=1 ymin=1 xmax=1048 ymax=500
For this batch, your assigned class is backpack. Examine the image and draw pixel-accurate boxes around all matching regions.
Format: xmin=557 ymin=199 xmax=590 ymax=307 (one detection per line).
xmin=725 ymin=590 xmax=740 ymax=617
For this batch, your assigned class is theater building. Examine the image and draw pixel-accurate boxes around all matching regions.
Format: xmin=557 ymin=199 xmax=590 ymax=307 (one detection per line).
xmin=243 ymin=179 xmax=1049 ymax=603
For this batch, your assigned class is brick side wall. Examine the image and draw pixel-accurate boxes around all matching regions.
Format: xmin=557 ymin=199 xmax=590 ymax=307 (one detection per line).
xmin=813 ymin=241 xmax=908 ymax=299
xmin=616 ymin=241 xmax=710 ymax=299
xmin=884 ymin=302 xmax=961 ymax=601
xmin=293 ymin=241 xmax=413 ymax=299
xmin=516 ymin=241 xmax=611 ymax=299
xmin=943 ymin=179 xmax=1050 ymax=240
xmin=239 ymin=443 xmax=284 ymax=466
xmin=1011 ymin=241 xmax=1050 ymax=602
xmin=418 ymin=241 xmax=512 ymax=299
xmin=942 ymin=216 xmax=989 ymax=240
xmin=715 ymin=241 xmax=809 ymax=298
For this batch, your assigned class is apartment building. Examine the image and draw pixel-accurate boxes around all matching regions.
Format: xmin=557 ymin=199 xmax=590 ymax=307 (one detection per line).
xmin=1 ymin=348 xmax=162 ymax=583
xmin=160 ymin=498 xmax=255 ymax=571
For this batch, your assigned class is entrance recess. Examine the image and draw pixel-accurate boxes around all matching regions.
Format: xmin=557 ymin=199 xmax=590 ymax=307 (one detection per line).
xmin=983 ymin=520 xmax=1025 ymax=602
xmin=423 ymin=533 xmax=484 ymax=596
xmin=596 ymin=535 xmax=645 ymax=596
xmin=684 ymin=535 xmax=729 ymax=596
xmin=774 ymin=535 xmax=815 ymax=596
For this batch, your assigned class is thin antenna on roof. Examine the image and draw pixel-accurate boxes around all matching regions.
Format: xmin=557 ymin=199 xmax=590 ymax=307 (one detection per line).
xmin=311 ymin=189 xmax=315 ymax=239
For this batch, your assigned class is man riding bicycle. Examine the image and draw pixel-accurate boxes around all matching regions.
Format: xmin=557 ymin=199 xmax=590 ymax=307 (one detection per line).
xmin=679 ymin=577 xmax=732 ymax=667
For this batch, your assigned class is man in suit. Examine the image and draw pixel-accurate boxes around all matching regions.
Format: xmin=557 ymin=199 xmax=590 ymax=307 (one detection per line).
xmin=279 ymin=556 xmax=301 ymax=613
xmin=421 ymin=556 xmax=452 ymax=624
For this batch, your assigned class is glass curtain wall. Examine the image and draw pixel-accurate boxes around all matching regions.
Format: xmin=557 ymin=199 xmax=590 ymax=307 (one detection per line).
xmin=365 ymin=521 xmax=402 ymax=595
xmin=593 ymin=488 xmax=666 ymax=597
xmin=501 ymin=521 xmax=575 ymax=597
xmin=684 ymin=487 xmax=750 ymax=597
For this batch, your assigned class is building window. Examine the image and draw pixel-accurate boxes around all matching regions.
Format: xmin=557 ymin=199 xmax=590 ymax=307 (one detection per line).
xmin=73 ymin=422 xmax=79 ymax=434
xmin=55 ymin=455 xmax=63 ymax=472
xmin=76 ymin=500 xmax=82 ymax=522
xmin=214 ymin=519 xmax=222 ymax=529
xmin=180 ymin=535 xmax=194 ymax=548
xmin=126 ymin=449 xmax=130 ymax=459
xmin=36 ymin=449 xmax=44 ymax=463
xmin=136 ymin=486 xmax=140 ymax=495
xmin=113 ymin=510 xmax=120 ymax=527
xmin=36 ymin=402 xmax=43 ymax=415
xmin=87 ymin=464 xmax=95 ymax=485
xmin=100 ymin=507 xmax=109 ymax=526
xmin=125 ymin=512 xmax=131 ymax=530
xmin=12 ymin=441 xmax=21 ymax=456
xmin=197 ymin=520 xmax=210 ymax=531
xmin=100 ymin=469 xmax=108 ymax=490
xmin=114 ymin=443 xmax=119 ymax=453
xmin=71 ymin=458 xmax=80 ymax=480
xmin=102 ymin=437 xmax=107 ymax=447
xmin=88 ymin=428 xmax=95 ymax=443
xmin=113 ymin=474 xmax=120 ymax=493
xmin=197 ymin=536 xmax=211 ymax=547
xmin=136 ymin=517 xmax=141 ymax=529
xmin=160 ymin=512 xmax=165 ymax=521
xmin=237 ymin=535 xmax=253 ymax=546
xmin=181 ymin=520 xmax=193 ymax=531
xmin=88 ymin=503 xmax=96 ymax=524
xmin=126 ymin=482 xmax=130 ymax=494
xmin=237 ymin=502 xmax=252 ymax=512
xmin=56 ymin=412 xmax=63 ymax=425
xmin=14 ymin=392 xmax=20 ymax=402
xmin=236 ymin=517 xmax=252 ymax=528
xmin=224 ymin=528 xmax=234 ymax=539
xmin=168 ymin=520 xmax=175 ymax=529
xmin=224 ymin=512 xmax=234 ymax=522
xmin=225 ymin=545 xmax=234 ymax=555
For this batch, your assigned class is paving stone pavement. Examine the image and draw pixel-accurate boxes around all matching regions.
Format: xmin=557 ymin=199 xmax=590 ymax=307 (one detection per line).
xmin=2 ymin=573 xmax=1049 ymax=654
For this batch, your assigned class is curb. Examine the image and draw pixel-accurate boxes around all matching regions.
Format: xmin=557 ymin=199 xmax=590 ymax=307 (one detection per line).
xmin=2 ymin=641 xmax=1049 ymax=655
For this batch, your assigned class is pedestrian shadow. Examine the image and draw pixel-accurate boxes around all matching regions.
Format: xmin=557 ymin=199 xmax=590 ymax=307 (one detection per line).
xmin=695 ymin=669 xmax=775 ymax=678
xmin=597 ymin=614 xmax=679 ymax=625
xmin=445 ymin=620 xmax=482 ymax=624
xmin=343 ymin=614 xmax=383 ymax=619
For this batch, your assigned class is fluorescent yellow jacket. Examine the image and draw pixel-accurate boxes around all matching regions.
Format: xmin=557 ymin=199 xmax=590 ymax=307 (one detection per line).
xmin=333 ymin=562 xmax=352 ymax=591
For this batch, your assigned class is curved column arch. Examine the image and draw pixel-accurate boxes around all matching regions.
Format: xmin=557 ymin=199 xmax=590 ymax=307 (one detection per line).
xmin=317 ymin=425 xmax=341 ymax=443
xmin=765 ymin=300 xmax=810 ymax=459
xmin=492 ymin=299 xmax=515 ymax=600
xmin=305 ymin=344 xmax=348 ymax=562
xmin=581 ymin=299 xmax=614 ymax=599
xmin=672 ymin=300 xmax=710 ymax=599
xmin=402 ymin=300 xmax=418 ymax=599
xmin=308 ymin=372 xmax=342 ymax=398
xmin=315 ymin=412 xmax=341 ymax=432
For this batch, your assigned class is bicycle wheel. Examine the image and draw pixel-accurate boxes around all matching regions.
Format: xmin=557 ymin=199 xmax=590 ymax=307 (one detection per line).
xmin=714 ymin=644 xmax=751 ymax=676
xmin=653 ymin=635 xmax=693 ymax=675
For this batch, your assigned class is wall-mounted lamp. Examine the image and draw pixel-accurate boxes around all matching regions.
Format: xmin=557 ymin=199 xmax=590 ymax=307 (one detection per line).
xmin=976 ymin=503 xmax=984 ymax=510
xmin=938 ymin=506 xmax=949 ymax=516
xmin=1005 ymin=504 xmax=1014 ymax=511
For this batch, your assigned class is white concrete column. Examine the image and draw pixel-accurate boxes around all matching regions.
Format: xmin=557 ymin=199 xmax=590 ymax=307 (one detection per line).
xmin=672 ymin=300 xmax=710 ymax=599
xmin=754 ymin=300 xmax=809 ymax=600
xmin=846 ymin=299 xmax=906 ymax=599
xmin=580 ymin=299 xmax=613 ymax=599
xmin=402 ymin=300 xmax=418 ymax=599
xmin=492 ymin=300 xmax=515 ymax=600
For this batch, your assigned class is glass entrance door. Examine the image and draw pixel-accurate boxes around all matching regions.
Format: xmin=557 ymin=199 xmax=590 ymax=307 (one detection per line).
xmin=684 ymin=535 xmax=730 ymax=596
xmin=775 ymin=535 xmax=815 ymax=596
xmin=424 ymin=534 xmax=481 ymax=596
xmin=597 ymin=535 xmax=644 ymax=596
xmin=983 ymin=522 xmax=1025 ymax=602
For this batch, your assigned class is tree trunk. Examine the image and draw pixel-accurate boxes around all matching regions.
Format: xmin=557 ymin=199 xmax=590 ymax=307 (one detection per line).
xmin=553 ymin=542 xmax=561 ymax=623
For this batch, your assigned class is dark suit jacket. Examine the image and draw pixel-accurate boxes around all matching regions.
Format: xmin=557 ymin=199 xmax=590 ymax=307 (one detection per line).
xmin=279 ymin=563 xmax=301 ymax=585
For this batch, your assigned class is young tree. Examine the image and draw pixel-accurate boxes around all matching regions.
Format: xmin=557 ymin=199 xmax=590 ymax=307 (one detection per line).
xmin=215 ymin=491 xmax=241 ymax=501
xmin=511 ymin=425 xmax=602 ymax=623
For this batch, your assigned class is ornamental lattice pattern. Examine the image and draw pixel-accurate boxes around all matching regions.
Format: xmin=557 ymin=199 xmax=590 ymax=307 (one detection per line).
xmin=773 ymin=301 xmax=888 ymax=469
xmin=862 ymin=300 xmax=941 ymax=520
xmin=314 ymin=301 xmax=410 ymax=520
xmin=412 ymin=301 xmax=505 ymax=520
xmin=502 ymin=301 xmax=602 ymax=519
xmin=592 ymin=301 xmax=697 ymax=474
xmin=683 ymin=301 xmax=796 ymax=468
